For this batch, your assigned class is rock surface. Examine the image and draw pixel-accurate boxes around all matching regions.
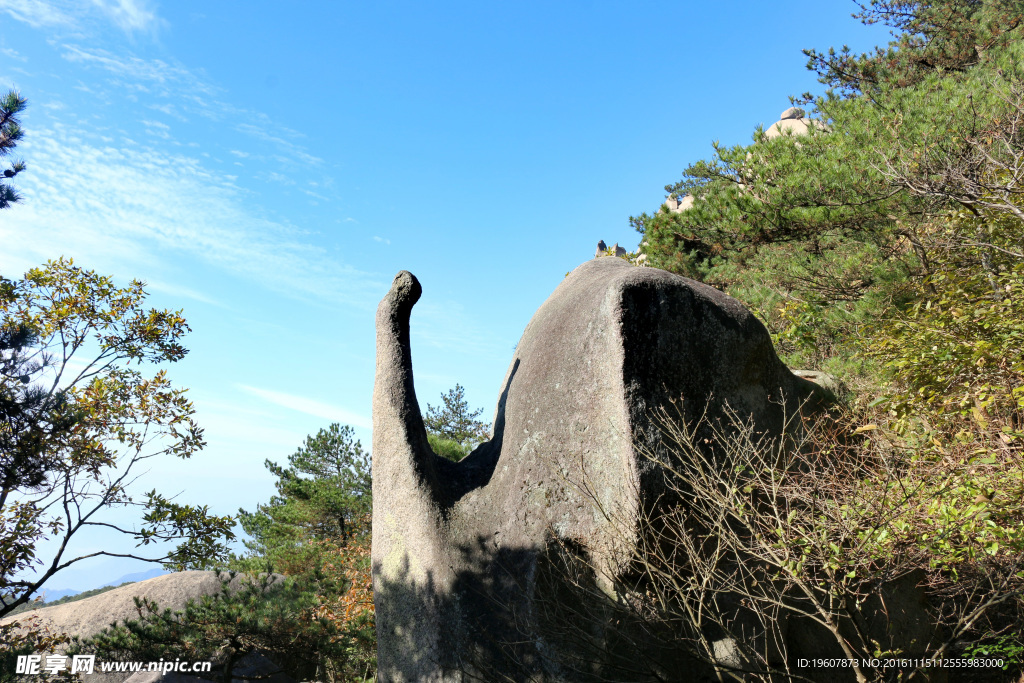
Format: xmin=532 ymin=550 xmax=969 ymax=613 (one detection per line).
xmin=792 ymin=368 xmax=848 ymax=401
xmin=665 ymin=193 xmax=694 ymax=213
xmin=780 ymin=105 xmax=805 ymax=120
xmin=2 ymin=571 xmax=288 ymax=683
xmin=372 ymin=257 xmax=824 ymax=681
xmin=2 ymin=572 xmax=253 ymax=639
xmin=765 ymin=106 xmax=826 ymax=139
xmin=122 ymin=652 xmax=291 ymax=683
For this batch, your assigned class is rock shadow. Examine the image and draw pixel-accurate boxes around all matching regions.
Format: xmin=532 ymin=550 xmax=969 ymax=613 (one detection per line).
xmin=373 ymin=535 xmax=710 ymax=683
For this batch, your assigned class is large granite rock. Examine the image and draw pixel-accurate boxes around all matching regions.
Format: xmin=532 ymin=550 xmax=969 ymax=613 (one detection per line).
xmin=765 ymin=106 xmax=826 ymax=139
xmin=2 ymin=572 xmax=262 ymax=639
xmin=665 ymin=193 xmax=694 ymax=213
xmin=2 ymin=571 xmax=288 ymax=683
xmin=372 ymin=257 xmax=826 ymax=681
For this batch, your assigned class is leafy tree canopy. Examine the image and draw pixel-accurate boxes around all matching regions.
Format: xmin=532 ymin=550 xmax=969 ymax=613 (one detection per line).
xmin=0 ymin=258 xmax=235 ymax=619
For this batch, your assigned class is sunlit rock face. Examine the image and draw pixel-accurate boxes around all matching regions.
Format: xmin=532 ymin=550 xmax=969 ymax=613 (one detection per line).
xmin=371 ymin=257 xmax=819 ymax=682
xmin=1 ymin=572 xmax=289 ymax=683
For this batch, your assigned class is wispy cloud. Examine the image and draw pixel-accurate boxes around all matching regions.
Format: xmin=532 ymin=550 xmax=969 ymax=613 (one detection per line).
xmin=1 ymin=47 xmax=29 ymax=62
xmin=58 ymin=45 xmax=322 ymax=169
xmin=0 ymin=122 xmax=382 ymax=307
xmin=61 ymin=44 xmax=214 ymax=95
xmin=90 ymin=0 xmax=162 ymax=34
xmin=0 ymin=0 xmax=162 ymax=33
xmin=3 ymin=8 xmax=360 ymax=306
xmin=141 ymin=118 xmax=170 ymax=138
xmin=302 ymin=188 xmax=329 ymax=201
xmin=373 ymin=235 xmax=390 ymax=244
xmin=237 ymin=384 xmax=371 ymax=430
xmin=235 ymin=123 xmax=322 ymax=166
xmin=145 ymin=280 xmax=225 ymax=308
xmin=147 ymin=102 xmax=186 ymax=121
xmin=0 ymin=0 xmax=75 ymax=28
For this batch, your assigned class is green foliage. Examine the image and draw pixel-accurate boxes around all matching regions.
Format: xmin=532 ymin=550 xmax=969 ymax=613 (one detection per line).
xmin=0 ymin=258 xmax=235 ymax=618
xmin=634 ymin=103 xmax=919 ymax=375
xmin=869 ymin=213 xmax=1024 ymax=433
xmin=963 ymin=634 xmax=1024 ymax=669
xmin=803 ymin=0 xmax=1024 ymax=100
xmin=135 ymin=424 xmax=380 ymax=680
xmin=634 ymin=1 xmax=1024 ymax=383
xmin=847 ymin=432 xmax=1024 ymax=568
xmin=625 ymin=0 xmax=1024 ymax=669
xmin=0 ymin=319 xmax=81 ymax=492
xmin=0 ymin=90 xmax=27 ymax=210
xmin=0 ymin=618 xmax=70 ymax=683
xmin=235 ymin=423 xmax=370 ymax=573
xmin=427 ymin=432 xmax=472 ymax=462
xmin=423 ymin=383 xmax=490 ymax=447
xmin=72 ymin=572 xmax=375 ymax=683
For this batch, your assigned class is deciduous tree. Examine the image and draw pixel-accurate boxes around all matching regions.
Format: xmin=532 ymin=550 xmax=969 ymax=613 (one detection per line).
xmin=0 ymin=258 xmax=235 ymax=619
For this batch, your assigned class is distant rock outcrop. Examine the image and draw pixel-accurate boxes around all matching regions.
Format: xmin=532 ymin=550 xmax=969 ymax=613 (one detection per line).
xmin=2 ymin=571 xmax=288 ymax=683
xmin=594 ymin=240 xmax=627 ymax=257
xmin=2 ymin=572 xmax=279 ymax=640
xmin=664 ymin=106 xmax=824 ymax=215
xmin=764 ymin=105 xmax=825 ymax=139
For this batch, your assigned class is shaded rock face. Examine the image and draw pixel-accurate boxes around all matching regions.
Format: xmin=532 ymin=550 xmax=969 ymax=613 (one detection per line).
xmin=372 ymin=257 xmax=825 ymax=682
xmin=122 ymin=652 xmax=291 ymax=683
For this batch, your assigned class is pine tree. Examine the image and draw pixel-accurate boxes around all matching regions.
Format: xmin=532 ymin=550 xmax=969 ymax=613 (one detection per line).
xmin=0 ymin=317 xmax=80 ymax=491
xmin=71 ymin=573 xmax=373 ymax=683
xmin=236 ymin=423 xmax=371 ymax=572
xmin=423 ymin=383 xmax=490 ymax=446
xmin=221 ymin=424 xmax=377 ymax=679
xmin=635 ymin=0 xmax=1024 ymax=374
xmin=0 ymin=90 xmax=27 ymax=210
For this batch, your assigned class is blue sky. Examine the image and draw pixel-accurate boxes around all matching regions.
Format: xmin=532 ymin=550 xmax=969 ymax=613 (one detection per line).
xmin=1 ymin=0 xmax=891 ymax=590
